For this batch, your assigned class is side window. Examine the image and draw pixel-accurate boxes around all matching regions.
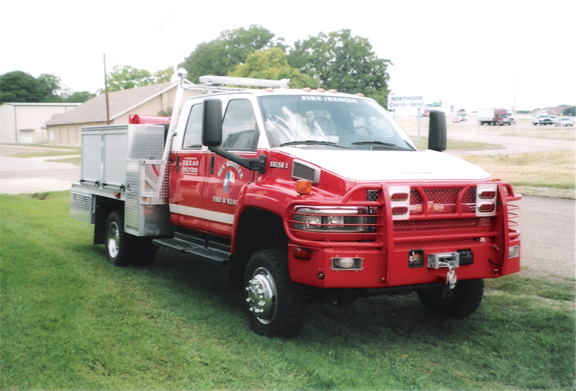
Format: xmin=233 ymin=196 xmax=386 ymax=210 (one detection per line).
xmin=221 ymin=100 xmax=257 ymax=150
xmin=182 ymin=103 xmax=203 ymax=149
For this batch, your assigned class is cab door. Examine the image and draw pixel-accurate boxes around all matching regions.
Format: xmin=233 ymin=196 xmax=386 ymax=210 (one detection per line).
xmin=203 ymin=98 xmax=259 ymax=236
xmin=169 ymin=102 xmax=211 ymax=230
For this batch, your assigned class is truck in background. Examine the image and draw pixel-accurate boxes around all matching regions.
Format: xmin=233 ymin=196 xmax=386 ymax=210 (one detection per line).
xmin=70 ymin=71 xmax=522 ymax=338
xmin=477 ymin=108 xmax=512 ymax=126
xmin=532 ymin=114 xmax=554 ymax=125
xmin=452 ymin=108 xmax=467 ymax=122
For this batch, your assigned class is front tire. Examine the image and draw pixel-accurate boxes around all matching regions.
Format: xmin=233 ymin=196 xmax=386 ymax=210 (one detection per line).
xmin=417 ymin=279 xmax=484 ymax=318
xmin=244 ymin=249 xmax=305 ymax=338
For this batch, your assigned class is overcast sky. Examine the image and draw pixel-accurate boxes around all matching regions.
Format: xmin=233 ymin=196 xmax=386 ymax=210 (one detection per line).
xmin=1 ymin=0 xmax=574 ymax=111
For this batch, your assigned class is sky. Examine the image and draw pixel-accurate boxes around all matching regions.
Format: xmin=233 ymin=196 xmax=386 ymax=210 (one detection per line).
xmin=1 ymin=0 xmax=574 ymax=112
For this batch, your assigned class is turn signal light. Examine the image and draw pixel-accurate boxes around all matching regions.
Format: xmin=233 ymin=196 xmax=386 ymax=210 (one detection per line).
xmin=296 ymin=179 xmax=312 ymax=195
xmin=479 ymin=190 xmax=496 ymax=199
xmin=392 ymin=206 xmax=409 ymax=215
xmin=391 ymin=192 xmax=409 ymax=201
xmin=478 ymin=203 xmax=495 ymax=213
xmin=293 ymin=247 xmax=312 ymax=260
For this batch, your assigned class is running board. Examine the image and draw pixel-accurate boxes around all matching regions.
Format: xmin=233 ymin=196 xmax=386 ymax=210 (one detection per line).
xmin=153 ymin=233 xmax=230 ymax=266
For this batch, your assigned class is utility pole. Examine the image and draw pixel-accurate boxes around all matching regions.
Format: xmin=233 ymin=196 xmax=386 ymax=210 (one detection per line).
xmin=103 ymin=54 xmax=110 ymax=125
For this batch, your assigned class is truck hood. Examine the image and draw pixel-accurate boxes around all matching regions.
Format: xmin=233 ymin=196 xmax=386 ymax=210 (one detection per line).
xmin=280 ymin=148 xmax=490 ymax=181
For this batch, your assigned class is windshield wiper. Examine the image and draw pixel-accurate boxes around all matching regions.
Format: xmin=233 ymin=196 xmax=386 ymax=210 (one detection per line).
xmin=351 ymin=141 xmax=414 ymax=151
xmin=280 ymin=140 xmax=351 ymax=148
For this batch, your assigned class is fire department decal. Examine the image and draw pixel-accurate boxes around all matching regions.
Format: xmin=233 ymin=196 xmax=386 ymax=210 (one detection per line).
xmin=182 ymin=157 xmax=199 ymax=175
xmin=217 ymin=161 xmax=244 ymax=193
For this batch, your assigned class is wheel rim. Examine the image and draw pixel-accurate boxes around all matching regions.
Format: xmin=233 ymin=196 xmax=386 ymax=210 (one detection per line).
xmin=246 ymin=267 xmax=277 ymax=324
xmin=107 ymin=221 xmax=120 ymax=258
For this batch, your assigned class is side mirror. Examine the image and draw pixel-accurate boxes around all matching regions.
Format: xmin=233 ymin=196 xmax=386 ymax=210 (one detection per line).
xmin=428 ymin=110 xmax=447 ymax=152
xmin=201 ymin=98 xmax=267 ymax=174
xmin=202 ymin=99 xmax=222 ymax=147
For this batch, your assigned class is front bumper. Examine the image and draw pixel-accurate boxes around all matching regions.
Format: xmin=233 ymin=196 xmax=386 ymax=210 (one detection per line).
xmin=284 ymin=182 xmax=521 ymax=288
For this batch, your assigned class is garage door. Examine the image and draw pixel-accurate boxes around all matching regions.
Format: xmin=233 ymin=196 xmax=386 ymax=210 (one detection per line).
xmin=20 ymin=129 xmax=34 ymax=144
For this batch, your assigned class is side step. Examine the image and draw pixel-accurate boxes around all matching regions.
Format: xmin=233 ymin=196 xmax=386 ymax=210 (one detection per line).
xmin=153 ymin=232 xmax=230 ymax=266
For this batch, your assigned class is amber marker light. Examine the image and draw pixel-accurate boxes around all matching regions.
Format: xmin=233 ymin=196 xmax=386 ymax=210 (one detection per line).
xmin=297 ymin=179 xmax=312 ymax=195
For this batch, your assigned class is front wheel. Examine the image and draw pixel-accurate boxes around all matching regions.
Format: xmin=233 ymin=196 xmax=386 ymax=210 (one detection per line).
xmin=417 ymin=279 xmax=484 ymax=318
xmin=244 ymin=249 xmax=305 ymax=338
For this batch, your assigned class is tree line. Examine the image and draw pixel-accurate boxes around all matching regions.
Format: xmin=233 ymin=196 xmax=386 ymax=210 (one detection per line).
xmin=1 ymin=26 xmax=392 ymax=107
xmin=0 ymin=72 xmax=96 ymax=104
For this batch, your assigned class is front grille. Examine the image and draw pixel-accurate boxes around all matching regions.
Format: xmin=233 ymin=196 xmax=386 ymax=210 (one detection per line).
xmin=366 ymin=189 xmax=379 ymax=201
xmin=410 ymin=187 xmax=476 ymax=215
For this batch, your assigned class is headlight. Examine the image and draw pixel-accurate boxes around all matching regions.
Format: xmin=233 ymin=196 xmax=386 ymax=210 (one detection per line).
xmin=293 ymin=206 xmax=375 ymax=232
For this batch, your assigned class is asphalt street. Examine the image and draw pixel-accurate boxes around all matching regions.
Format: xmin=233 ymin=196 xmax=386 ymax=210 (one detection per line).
xmin=0 ymin=153 xmax=80 ymax=194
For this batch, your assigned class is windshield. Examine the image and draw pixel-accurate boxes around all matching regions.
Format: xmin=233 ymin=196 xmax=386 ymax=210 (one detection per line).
xmin=258 ymin=95 xmax=416 ymax=151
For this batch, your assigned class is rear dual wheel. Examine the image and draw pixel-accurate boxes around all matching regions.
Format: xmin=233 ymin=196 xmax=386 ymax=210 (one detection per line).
xmin=104 ymin=211 xmax=156 ymax=266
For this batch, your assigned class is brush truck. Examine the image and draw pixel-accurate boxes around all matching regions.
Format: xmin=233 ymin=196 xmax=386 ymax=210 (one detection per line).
xmin=70 ymin=70 xmax=521 ymax=337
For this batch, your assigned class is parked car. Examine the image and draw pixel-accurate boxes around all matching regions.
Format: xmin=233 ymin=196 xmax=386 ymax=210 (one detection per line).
xmin=555 ymin=117 xmax=574 ymax=127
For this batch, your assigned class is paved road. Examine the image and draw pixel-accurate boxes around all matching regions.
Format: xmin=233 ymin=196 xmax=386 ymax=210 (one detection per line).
xmin=519 ymin=196 xmax=575 ymax=279
xmin=0 ymin=145 xmax=574 ymax=280
xmin=0 ymin=153 xmax=80 ymax=194
xmin=402 ymin=117 xmax=576 ymax=156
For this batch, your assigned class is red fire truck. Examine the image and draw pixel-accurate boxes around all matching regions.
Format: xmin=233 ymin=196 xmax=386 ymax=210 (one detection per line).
xmin=70 ymin=70 xmax=521 ymax=337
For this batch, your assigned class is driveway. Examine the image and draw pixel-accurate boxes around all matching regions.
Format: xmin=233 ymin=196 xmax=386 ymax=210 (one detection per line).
xmin=0 ymin=146 xmax=80 ymax=194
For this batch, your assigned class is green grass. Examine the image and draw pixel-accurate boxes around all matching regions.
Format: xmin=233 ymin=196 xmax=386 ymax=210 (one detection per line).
xmin=9 ymin=148 xmax=80 ymax=159
xmin=1 ymin=192 xmax=575 ymax=390
xmin=462 ymin=151 xmax=575 ymax=190
xmin=46 ymin=156 xmax=81 ymax=165
xmin=411 ymin=137 xmax=502 ymax=151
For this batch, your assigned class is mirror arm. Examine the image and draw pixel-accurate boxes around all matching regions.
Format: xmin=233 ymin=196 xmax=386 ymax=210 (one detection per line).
xmin=208 ymin=146 xmax=267 ymax=174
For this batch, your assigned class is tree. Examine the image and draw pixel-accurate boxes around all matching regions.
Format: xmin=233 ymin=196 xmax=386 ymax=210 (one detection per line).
xmin=0 ymin=71 xmax=42 ymax=103
xmin=153 ymin=66 xmax=174 ymax=84
xmin=288 ymin=30 xmax=392 ymax=106
xmin=105 ymin=65 xmax=154 ymax=92
xmin=229 ymin=48 xmax=316 ymax=89
xmin=1 ymin=71 xmax=96 ymax=103
xmin=36 ymin=74 xmax=64 ymax=102
xmin=562 ymin=106 xmax=575 ymax=116
xmin=64 ymin=91 xmax=96 ymax=103
xmin=180 ymin=25 xmax=279 ymax=82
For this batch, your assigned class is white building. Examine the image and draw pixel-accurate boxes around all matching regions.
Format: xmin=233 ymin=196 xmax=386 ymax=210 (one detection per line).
xmin=0 ymin=102 xmax=81 ymax=144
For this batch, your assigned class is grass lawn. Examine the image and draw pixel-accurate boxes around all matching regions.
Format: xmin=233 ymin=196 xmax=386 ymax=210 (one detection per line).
xmin=1 ymin=192 xmax=574 ymax=390
xmin=411 ymin=137 xmax=501 ymax=151
xmin=0 ymin=144 xmax=80 ymax=158
xmin=462 ymin=150 xmax=575 ymax=190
